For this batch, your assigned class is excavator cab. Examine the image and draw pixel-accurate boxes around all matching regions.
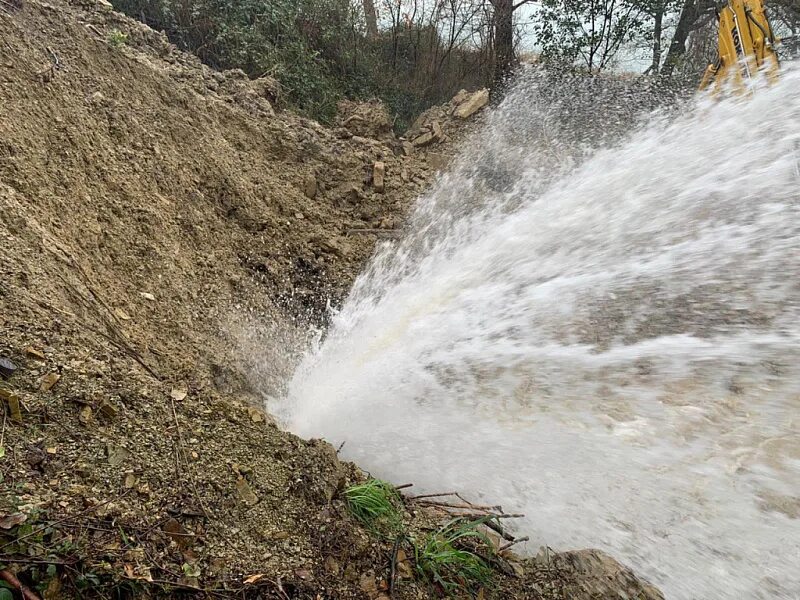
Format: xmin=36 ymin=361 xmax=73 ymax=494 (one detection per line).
xmin=699 ymin=0 xmax=780 ymax=92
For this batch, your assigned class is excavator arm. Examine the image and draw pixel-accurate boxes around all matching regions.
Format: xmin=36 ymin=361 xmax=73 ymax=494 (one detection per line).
xmin=699 ymin=0 xmax=780 ymax=92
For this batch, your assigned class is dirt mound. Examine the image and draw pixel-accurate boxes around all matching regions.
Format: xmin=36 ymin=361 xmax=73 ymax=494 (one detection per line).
xmin=0 ymin=0 xmax=662 ymax=597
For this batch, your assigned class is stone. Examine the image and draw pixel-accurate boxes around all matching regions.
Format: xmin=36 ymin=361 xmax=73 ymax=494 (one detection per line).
xmin=372 ymin=161 xmax=385 ymax=192
xmin=39 ymin=372 xmax=60 ymax=391
xmin=236 ymin=477 xmax=259 ymax=506
xmin=24 ymin=346 xmax=46 ymax=360
xmin=431 ymin=120 xmax=444 ymax=140
xmin=452 ymin=89 xmax=470 ymax=104
xmin=401 ymin=141 xmax=414 ymax=156
xmin=303 ymin=173 xmax=317 ymax=198
xmin=454 ymin=88 xmax=489 ymax=119
xmin=411 ymin=131 xmax=435 ymax=147
xmin=0 ymin=357 xmax=17 ymax=379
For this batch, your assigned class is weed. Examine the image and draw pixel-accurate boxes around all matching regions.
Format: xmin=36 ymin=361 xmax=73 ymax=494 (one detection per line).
xmin=343 ymin=479 xmax=402 ymax=531
xmin=107 ymin=29 xmax=128 ymax=47
xmin=414 ymin=517 xmax=494 ymax=594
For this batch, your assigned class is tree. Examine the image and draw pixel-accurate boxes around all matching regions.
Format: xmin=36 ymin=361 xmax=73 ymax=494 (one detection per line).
xmin=363 ymin=0 xmax=379 ymax=38
xmin=489 ymin=0 xmax=533 ymax=89
xmin=534 ymin=0 xmax=647 ymax=71
xmin=660 ymin=0 xmax=716 ymax=76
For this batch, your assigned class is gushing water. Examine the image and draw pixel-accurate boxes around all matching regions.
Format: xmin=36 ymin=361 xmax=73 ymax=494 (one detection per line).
xmin=277 ymin=68 xmax=800 ymax=598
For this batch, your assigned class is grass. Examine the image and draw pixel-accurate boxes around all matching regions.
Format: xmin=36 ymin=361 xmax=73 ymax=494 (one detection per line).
xmin=343 ymin=478 xmax=402 ymax=531
xmin=414 ymin=517 xmax=494 ymax=594
xmin=107 ymin=29 xmax=129 ymax=47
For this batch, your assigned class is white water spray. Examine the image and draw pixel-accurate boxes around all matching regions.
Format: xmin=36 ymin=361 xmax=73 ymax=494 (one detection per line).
xmin=278 ymin=69 xmax=800 ymax=598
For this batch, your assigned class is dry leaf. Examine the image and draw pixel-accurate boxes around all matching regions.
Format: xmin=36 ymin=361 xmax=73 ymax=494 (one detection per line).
xmin=163 ymin=517 xmax=194 ymax=549
xmin=170 ymin=388 xmax=188 ymax=402
xmin=46 ymin=446 xmax=57 ymax=455
xmin=114 ymin=308 xmax=131 ymax=321
xmin=40 ymin=372 xmax=60 ymax=391
xmin=0 ymin=512 xmax=27 ymax=529
xmin=124 ymin=473 xmax=136 ymax=488
xmin=243 ymin=573 xmax=264 ymax=585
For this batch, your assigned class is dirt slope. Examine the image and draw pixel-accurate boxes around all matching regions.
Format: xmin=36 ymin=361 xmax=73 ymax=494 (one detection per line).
xmin=0 ymin=0 xmax=662 ymax=597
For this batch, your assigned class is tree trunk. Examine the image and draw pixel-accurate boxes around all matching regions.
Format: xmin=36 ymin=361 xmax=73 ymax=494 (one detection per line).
xmin=651 ymin=8 xmax=663 ymax=74
xmin=661 ymin=0 xmax=705 ymax=77
xmin=363 ymin=0 xmax=379 ymax=39
xmin=491 ymin=0 xmax=515 ymax=90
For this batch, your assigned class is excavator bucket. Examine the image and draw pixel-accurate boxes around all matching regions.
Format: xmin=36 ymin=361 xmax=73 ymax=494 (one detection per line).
xmin=699 ymin=0 xmax=780 ymax=92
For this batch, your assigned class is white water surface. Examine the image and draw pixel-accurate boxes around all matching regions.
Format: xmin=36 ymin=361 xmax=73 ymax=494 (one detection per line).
xmin=277 ymin=68 xmax=800 ymax=599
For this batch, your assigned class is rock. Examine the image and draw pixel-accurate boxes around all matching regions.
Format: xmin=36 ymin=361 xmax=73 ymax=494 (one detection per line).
xmin=336 ymin=99 xmax=392 ymax=139
xmin=396 ymin=548 xmax=412 ymax=579
xmin=372 ymin=161 xmax=385 ymax=193
xmin=98 ymin=399 xmax=118 ymax=419
xmin=140 ymin=292 xmax=156 ymax=301
xmin=24 ymin=346 xmax=46 ymax=360
xmin=551 ymin=549 xmax=664 ymax=600
xmin=411 ymin=131 xmax=435 ymax=147
xmin=39 ymin=371 xmax=60 ymax=391
xmin=454 ymin=88 xmax=489 ymax=119
xmin=431 ymin=120 xmax=444 ymax=141
xmin=106 ymin=443 xmax=130 ymax=466
xmin=114 ymin=308 xmax=131 ymax=321
xmin=79 ymin=405 xmax=93 ymax=424
xmin=324 ymin=556 xmax=340 ymax=575
xmin=401 ymin=141 xmax=414 ymax=156
xmin=359 ymin=571 xmax=378 ymax=597
xmin=170 ymin=387 xmax=188 ymax=402
xmin=303 ymin=173 xmax=317 ymax=198
xmin=0 ymin=357 xmax=17 ymax=379
xmin=236 ymin=476 xmax=259 ymax=506
xmin=0 ymin=388 xmax=22 ymax=423
xmin=452 ymin=89 xmax=470 ymax=104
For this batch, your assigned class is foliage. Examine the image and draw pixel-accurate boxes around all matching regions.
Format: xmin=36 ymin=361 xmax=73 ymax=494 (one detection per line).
xmin=110 ymin=0 xmax=493 ymax=126
xmin=413 ymin=517 xmax=494 ymax=593
xmin=533 ymin=0 xmax=648 ymax=70
xmin=343 ymin=478 xmax=403 ymax=531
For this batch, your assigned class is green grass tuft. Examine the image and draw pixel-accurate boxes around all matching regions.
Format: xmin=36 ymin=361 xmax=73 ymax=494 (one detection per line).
xmin=107 ymin=29 xmax=128 ymax=47
xmin=414 ymin=517 xmax=494 ymax=593
xmin=343 ymin=478 xmax=402 ymax=531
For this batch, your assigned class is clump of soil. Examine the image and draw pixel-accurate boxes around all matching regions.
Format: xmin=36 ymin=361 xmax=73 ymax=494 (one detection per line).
xmin=0 ymin=0 xmax=661 ymax=597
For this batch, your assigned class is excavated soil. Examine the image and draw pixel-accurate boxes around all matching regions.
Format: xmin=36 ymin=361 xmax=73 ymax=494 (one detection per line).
xmin=0 ymin=0 xmax=663 ymax=597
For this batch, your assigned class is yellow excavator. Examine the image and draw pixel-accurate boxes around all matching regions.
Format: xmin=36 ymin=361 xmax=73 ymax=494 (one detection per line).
xmin=699 ymin=0 xmax=781 ymax=91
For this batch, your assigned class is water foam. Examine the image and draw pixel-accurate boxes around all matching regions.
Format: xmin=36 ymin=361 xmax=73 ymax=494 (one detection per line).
xmin=277 ymin=68 xmax=800 ymax=598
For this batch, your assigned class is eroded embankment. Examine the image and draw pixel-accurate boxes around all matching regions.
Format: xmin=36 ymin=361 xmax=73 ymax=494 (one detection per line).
xmin=0 ymin=0 xmax=662 ymax=597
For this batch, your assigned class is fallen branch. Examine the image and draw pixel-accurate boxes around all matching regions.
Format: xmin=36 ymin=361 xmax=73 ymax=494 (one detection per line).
xmin=499 ymin=536 xmax=530 ymax=552
xmin=0 ymin=568 xmax=42 ymax=600
xmin=388 ymin=537 xmax=401 ymax=598
xmin=413 ymin=500 xmax=499 ymax=512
